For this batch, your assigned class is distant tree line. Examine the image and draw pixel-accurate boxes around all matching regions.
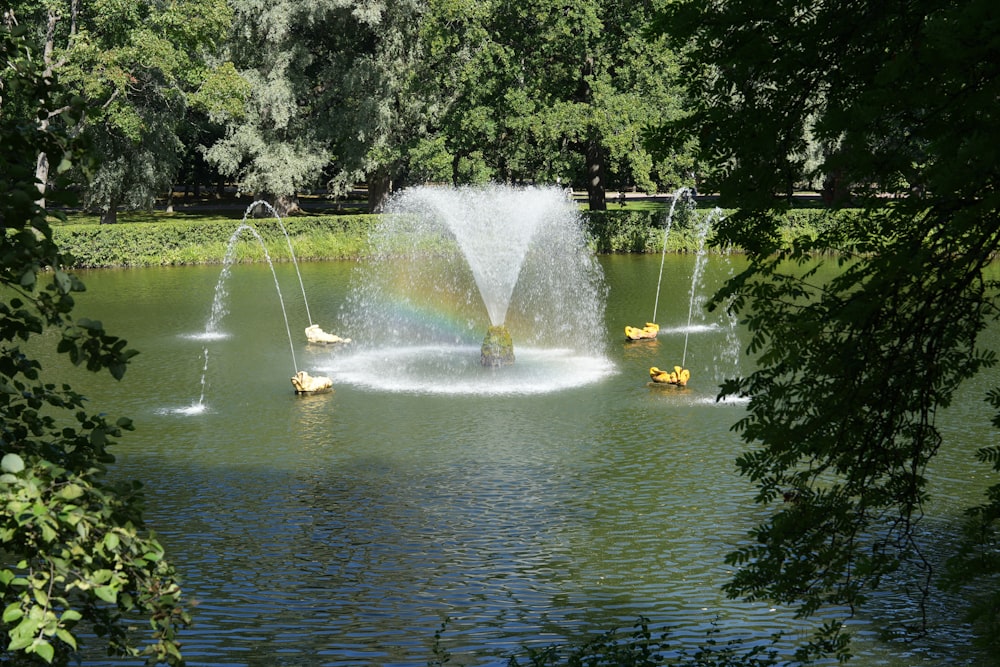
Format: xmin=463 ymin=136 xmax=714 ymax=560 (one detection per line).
xmin=6 ymin=0 xmax=854 ymax=221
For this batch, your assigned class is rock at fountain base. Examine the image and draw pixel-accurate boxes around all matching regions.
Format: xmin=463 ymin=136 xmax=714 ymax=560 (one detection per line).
xmin=481 ymin=325 xmax=515 ymax=367
xmin=291 ymin=371 xmax=333 ymax=394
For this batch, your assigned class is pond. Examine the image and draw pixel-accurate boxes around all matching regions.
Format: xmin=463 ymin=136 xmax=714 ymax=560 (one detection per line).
xmin=59 ymin=253 xmax=991 ymax=666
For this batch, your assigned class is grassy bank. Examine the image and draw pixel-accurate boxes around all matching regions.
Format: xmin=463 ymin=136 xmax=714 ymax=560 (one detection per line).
xmin=51 ymin=207 xmax=848 ymax=268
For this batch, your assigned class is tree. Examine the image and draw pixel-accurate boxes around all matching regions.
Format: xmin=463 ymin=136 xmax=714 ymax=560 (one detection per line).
xmin=421 ymin=0 xmax=689 ymax=209
xmin=8 ymin=0 xmax=234 ymax=223
xmin=208 ymin=0 xmax=691 ymax=212
xmin=318 ymin=0 xmax=432 ymax=213
xmin=1 ymin=26 xmax=187 ymax=664
xmin=204 ymin=0 xmax=335 ymax=215
xmin=409 ymin=0 xmax=499 ymax=186
xmin=207 ymin=0 xmax=431 ymax=214
xmin=651 ymin=0 xmax=1000 ymax=660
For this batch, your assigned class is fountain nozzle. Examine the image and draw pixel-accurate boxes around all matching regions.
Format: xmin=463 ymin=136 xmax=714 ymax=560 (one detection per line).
xmin=481 ymin=324 xmax=515 ymax=367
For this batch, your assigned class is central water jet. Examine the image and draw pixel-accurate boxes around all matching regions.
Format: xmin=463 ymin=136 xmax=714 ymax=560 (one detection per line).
xmin=395 ymin=185 xmax=548 ymax=366
xmin=336 ymin=184 xmax=611 ymax=395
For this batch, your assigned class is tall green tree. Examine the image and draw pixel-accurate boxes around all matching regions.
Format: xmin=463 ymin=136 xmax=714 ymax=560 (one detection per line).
xmin=420 ymin=0 xmax=688 ymax=209
xmin=317 ymin=0 xmax=431 ymax=213
xmin=8 ymin=0 xmax=234 ymax=223
xmin=204 ymin=0 xmax=335 ymax=215
xmin=1 ymin=25 xmax=187 ymax=665
xmin=653 ymin=0 xmax=1000 ymax=660
xmin=211 ymin=0 xmax=690 ymax=212
xmin=208 ymin=0 xmax=431 ymax=214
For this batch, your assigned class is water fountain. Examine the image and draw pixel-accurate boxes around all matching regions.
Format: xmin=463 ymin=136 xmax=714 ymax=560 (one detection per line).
xmin=652 ymin=187 xmax=696 ymax=325
xmin=332 ymin=184 xmax=612 ymax=395
xmin=183 ymin=214 xmax=333 ymax=408
xmin=679 ymin=207 xmax=724 ymax=368
xmin=204 ymin=223 xmax=299 ymax=369
xmin=246 ymin=200 xmax=315 ymax=325
xmin=203 ymin=201 xmax=347 ymax=344
xmin=637 ymin=191 xmax=725 ymax=388
xmin=625 ymin=187 xmax=694 ymax=342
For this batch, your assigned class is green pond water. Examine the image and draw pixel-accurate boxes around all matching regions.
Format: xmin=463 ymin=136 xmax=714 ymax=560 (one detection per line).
xmin=48 ymin=254 xmax=994 ymax=666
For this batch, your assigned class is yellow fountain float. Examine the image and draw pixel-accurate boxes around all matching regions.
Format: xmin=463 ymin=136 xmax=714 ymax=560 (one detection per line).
xmin=649 ymin=365 xmax=690 ymax=387
xmin=625 ymin=322 xmax=659 ymax=340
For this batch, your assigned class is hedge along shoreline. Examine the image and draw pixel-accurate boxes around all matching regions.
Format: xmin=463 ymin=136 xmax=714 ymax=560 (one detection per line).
xmin=52 ymin=208 xmax=852 ymax=269
xmin=54 ymin=215 xmax=379 ymax=268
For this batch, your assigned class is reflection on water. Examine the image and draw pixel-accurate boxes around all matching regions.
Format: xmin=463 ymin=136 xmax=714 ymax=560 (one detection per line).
xmin=55 ymin=256 xmax=989 ymax=665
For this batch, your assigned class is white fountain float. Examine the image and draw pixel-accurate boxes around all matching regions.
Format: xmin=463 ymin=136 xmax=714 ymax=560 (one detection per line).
xmin=176 ymin=200 xmax=339 ymax=406
xmin=305 ymin=324 xmax=351 ymax=345
xmin=332 ymin=184 xmax=614 ymax=395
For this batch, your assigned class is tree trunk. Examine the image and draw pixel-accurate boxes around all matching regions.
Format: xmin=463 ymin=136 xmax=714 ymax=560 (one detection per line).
xmin=100 ymin=206 xmax=118 ymax=225
xmin=368 ymin=169 xmax=393 ymax=213
xmin=269 ymin=193 xmax=301 ymax=216
xmin=585 ymin=137 xmax=607 ymax=211
xmin=822 ymin=169 xmax=850 ymax=206
xmin=33 ymin=9 xmax=61 ymax=209
xmin=35 ymin=140 xmax=50 ymax=209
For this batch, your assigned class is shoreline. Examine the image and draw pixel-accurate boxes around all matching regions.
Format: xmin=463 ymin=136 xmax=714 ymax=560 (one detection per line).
xmin=52 ymin=206 xmax=844 ymax=269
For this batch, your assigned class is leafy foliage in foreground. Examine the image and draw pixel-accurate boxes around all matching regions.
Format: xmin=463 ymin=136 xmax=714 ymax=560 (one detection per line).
xmin=654 ymin=0 xmax=1000 ymax=660
xmin=506 ymin=621 xmax=780 ymax=667
xmin=430 ymin=616 xmax=781 ymax=667
xmin=1 ymin=26 xmax=187 ymax=665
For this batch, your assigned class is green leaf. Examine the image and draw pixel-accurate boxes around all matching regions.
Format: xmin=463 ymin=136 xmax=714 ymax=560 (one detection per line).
xmin=53 ymin=270 xmax=72 ymax=294
xmin=1 ymin=453 xmax=25 ymax=473
xmin=76 ymin=318 xmax=104 ymax=332
xmin=104 ymin=532 xmax=120 ymax=551
xmin=40 ymin=522 xmax=57 ymax=543
xmin=34 ymin=588 xmax=48 ymax=607
xmin=94 ymin=585 xmax=117 ymax=604
xmin=55 ymin=628 xmax=77 ymax=649
xmin=60 ymin=609 xmax=82 ymax=624
xmin=32 ymin=638 xmax=54 ymax=663
xmin=91 ymin=569 xmax=113 ymax=584
xmin=3 ymin=602 xmax=24 ymax=623
xmin=10 ymin=615 xmax=40 ymax=648
xmin=57 ymin=483 xmax=84 ymax=500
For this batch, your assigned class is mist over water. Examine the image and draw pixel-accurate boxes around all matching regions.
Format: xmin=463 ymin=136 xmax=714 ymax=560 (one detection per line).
xmin=337 ymin=185 xmax=610 ymax=394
